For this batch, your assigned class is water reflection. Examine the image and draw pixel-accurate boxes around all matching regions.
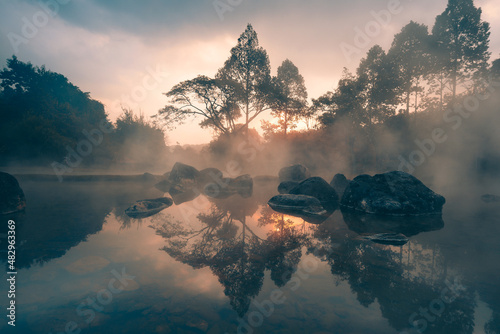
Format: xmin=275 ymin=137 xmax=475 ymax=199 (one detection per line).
xmin=3 ymin=179 xmax=500 ymax=333
xmin=0 ymin=180 xmax=161 ymax=269
xmin=150 ymin=202 xmax=310 ymax=316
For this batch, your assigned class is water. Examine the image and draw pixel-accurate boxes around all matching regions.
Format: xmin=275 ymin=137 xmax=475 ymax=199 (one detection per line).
xmin=1 ymin=178 xmax=499 ymax=334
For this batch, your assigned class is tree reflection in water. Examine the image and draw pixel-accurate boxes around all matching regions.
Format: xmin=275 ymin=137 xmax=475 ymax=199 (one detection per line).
xmin=150 ymin=202 xmax=310 ymax=316
xmin=149 ymin=193 xmax=481 ymax=333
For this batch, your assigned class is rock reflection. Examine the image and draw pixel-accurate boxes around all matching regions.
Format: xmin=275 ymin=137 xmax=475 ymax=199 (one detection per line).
xmin=342 ymin=210 xmax=444 ymax=237
xmin=309 ymin=223 xmax=476 ymax=334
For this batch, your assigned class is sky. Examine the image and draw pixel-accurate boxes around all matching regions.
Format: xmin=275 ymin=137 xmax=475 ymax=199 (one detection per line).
xmin=0 ymin=0 xmax=499 ymax=145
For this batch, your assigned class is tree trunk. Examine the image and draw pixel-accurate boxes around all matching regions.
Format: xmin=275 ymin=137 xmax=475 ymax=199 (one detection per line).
xmin=406 ymin=89 xmax=411 ymax=115
xmin=284 ymin=109 xmax=288 ymax=138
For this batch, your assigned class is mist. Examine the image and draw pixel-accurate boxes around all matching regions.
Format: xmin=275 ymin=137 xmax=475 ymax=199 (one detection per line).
xmin=2 ymin=1 xmax=500 ymax=333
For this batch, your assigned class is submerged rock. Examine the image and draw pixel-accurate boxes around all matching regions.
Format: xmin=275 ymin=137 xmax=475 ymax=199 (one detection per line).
xmin=0 ymin=172 xmax=26 ymax=215
xmin=330 ymin=173 xmax=350 ymax=198
xmin=363 ymin=233 xmax=409 ymax=246
xmin=289 ymin=177 xmax=339 ymax=211
xmin=341 ymin=171 xmax=445 ymax=215
xmin=125 ymin=197 xmax=173 ymax=218
xmin=268 ymin=194 xmax=327 ymax=216
xmin=278 ymin=164 xmax=311 ymax=182
xmin=278 ymin=181 xmax=300 ymax=194
xmin=481 ymin=194 xmax=500 ymax=203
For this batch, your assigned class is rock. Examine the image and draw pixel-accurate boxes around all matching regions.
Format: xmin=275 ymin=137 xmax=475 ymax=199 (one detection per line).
xmin=0 ymin=172 xmax=26 ymax=215
xmin=163 ymin=163 xmax=201 ymax=204
xmin=341 ymin=171 xmax=445 ymax=215
xmin=278 ymin=164 xmax=311 ymax=182
xmin=330 ymin=174 xmax=350 ymax=197
xmin=289 ymin=177 xmax=339 ymax=211
xmin=203 ymin=179 xmax=233 ymax=199
xmin=154 ymin=179 xmax=172 ymax=193
xmin=197 ymin=168 xmax=223 ymax=188
xmin=342 ymin=210 xmax=444 ymax=237
xmin=168 ymin=162 xmax=199 ymax=186
xmin=203 ymin=175 xmax=253 ymax=199
xmin=268 ymin=194 xmax=327 ymax=216
xmin=481 ymin=194 xmax=500 ymax=203
xmin=141 ymin=172 xmax=158 ymax=182
xmin=278 ymin=181 xmax=300 ymax=194
xmin=363 ymin=233 xmax=409 ymax=246
xmin=228 ymin=174 xmax=253 ymax=198
xmin=125 ymin=197 xmax=173 ymax=218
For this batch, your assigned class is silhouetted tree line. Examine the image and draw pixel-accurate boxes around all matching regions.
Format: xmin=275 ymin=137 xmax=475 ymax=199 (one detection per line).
xmin=156 ymin=0 xmax=500 ymax=177
xmin=0 ymin=56 xmax=167 ymax=168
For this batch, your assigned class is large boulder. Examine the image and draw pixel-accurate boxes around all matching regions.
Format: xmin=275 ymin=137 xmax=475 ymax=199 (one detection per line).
xmin=341 ymin=171 xmax=445 ymax=215
xmin=168 ymin=162 xmax=200 ymax=186
xmin=196 ymin=168 xmax=224 ymax=189
xmin=278 ymin=164 xmax=311 ymax=182
xmin=289 ymin=177 xmax=339 ymax=211
xmin=330 ymin=173 xmax=350 ymax=197
xmin=0 ymin=172 xmax=26 ymax=215
xmin=268 ymin=194 xmax=327 ymax=216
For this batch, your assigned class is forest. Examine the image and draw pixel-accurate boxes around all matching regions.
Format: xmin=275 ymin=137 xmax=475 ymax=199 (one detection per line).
xmin=1 ymin=0 xmax=499 ymax=184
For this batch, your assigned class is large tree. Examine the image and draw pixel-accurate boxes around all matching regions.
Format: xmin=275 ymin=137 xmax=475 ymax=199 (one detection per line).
xmin=0 ymin=56 xmax=111 ymax=163
xmin=156 ymin=75 xmax=242 ymax=136
xmin=432 ymin=0 xmax=491 ymax=99
xmin=357 ymin=45 xmax=400 ymax=125
xmin=315 ymin=68 xmax=365 ymax=128
xmin=216 ymin=24 xmax=272 ymax=138
xmin=269 ymin=59 xmax=308 ymax=137
xmin=389 ymin=21 xmax=432 ymax=115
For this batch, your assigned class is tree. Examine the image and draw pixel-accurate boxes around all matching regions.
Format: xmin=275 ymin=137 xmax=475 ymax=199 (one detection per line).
xmin=432 ymin=0 xmax=491 ymax=99
xmin=389 ymin=21 xmax=432 ymax=115
xmin=491 ymin=57 xmax=500 ymax=78
xmin=156 ymin=75 xmax=242 ymax=136
xmin=315 ymin=68 xmax=365 ymax=128
xmin=269 ymin=59 xmax=308 ymax=137
xmin=0 ymin=56 xmax=111 ymax=163
xmin=216 ymin=24 xmax=272 ymax=138
xmin=357 ymin=45 xmax=400 ymax=125
xmin=113 ymin=108 xmax=168 ymax=166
